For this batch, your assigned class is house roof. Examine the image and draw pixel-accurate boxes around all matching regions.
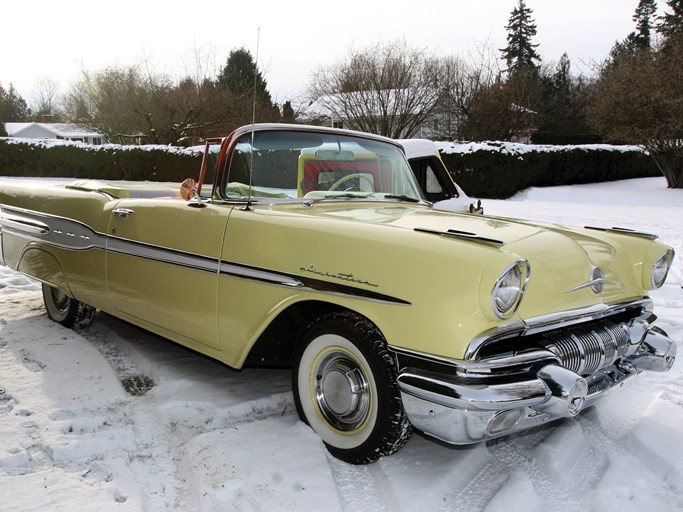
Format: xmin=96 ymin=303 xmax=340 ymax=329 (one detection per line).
xmin=4 ymin=122 xmax=103 ymax=138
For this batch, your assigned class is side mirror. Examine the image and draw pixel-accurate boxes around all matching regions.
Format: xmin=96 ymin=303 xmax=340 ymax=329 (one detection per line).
xmin=180 ymin=178 xmax=197 ymax=200
xmin=180 ymin=178 xmax=207 ymax=208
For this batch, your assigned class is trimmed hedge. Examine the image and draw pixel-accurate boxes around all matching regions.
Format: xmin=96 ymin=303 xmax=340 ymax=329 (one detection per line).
xmin=0 ymin=137 xmax=662 ymax=200
xmin=0 ymin=138 xmax=202 ymax=182
xmin=438 ymin=141 xmax=661 ymax=199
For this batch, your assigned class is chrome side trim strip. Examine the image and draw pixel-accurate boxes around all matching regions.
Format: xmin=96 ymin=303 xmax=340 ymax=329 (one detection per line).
xmin=106 ymin=236 xmax=221 ymax=273
xmin=220 ymin=262 xmax=304 ymax=287
xmin=1 ymin=205 xmax=409 ymax=306
xmin=0 ymin=211 xmax=51 ymax=235
xmin=0 ymin=205 xmax=105 ymax=250
xmin=221 ymin=261 xmax=411 ymax=306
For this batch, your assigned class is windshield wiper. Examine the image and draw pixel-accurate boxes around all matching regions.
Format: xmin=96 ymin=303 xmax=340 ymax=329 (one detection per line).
xmin=302 ymin=192 xmax=373 ymax=205
xmin=383 ymin=194 xmax=422 ymax=203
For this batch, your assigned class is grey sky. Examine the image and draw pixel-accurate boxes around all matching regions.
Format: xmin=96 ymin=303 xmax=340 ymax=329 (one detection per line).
xmin=3 ymin=0 xmax=647 ymax=106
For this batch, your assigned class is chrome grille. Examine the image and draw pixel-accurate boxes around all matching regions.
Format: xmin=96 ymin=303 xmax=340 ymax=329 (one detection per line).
xmin=542 ymin=320 xmax=630 ymax=375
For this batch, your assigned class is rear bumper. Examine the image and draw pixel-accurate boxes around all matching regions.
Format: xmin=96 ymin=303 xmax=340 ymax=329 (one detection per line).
xmin=396 ymin=316 xmax=677 ymax=445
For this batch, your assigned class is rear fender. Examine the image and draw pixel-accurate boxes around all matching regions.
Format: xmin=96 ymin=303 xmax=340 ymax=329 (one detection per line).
xmin=18 ymin=247 xmax=71 ymax=295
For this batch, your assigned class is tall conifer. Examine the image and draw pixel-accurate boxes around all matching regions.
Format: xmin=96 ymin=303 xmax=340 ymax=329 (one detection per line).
xmin=633 ymin=0 xmax=658 ymax=48
xmin=500 ymin=0 xmax=541 ymax=74
xmin=659 ymin=0 xmax=683 ymax=40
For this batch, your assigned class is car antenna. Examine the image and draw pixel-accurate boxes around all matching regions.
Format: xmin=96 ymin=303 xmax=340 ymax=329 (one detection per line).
xmin=242 ymin=27 xmax=260 ymax=212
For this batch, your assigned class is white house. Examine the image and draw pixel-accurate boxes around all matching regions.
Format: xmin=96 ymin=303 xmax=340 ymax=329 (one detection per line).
xmin=3 ymin=123 xmax=106 ymax=145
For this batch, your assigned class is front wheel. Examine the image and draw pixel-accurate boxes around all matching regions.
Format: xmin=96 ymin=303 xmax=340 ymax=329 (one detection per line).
xmin=292 ymin=311 xmax=412 ymax=464
xmin=42 ymin=283 xmax=95 ymax=328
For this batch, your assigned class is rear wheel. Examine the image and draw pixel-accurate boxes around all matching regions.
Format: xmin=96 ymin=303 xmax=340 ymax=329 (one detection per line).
xmin=292 ymin=311 xmax=412 ymax=464
xmin=42 ymin=283 xmax=95 ymax=328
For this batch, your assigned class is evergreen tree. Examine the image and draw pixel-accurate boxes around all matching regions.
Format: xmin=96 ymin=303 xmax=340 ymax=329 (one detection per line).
xmin=534 ymin=54 xmax=599 ymax=144
xmin=608 ymin=33 xmax=640 ymax=64
xmin=609 ymin=1 xmax=658 ymax=63
xmin=633 ymin=0 xmax=658 ymax=48
xmin=500 ymin=0 xmax=541 ymax=74
xmin=659 ymin=0 xmax=683 ymax=40
xmin=0 ymin=82 xmax=31 ymax=122
xmin=281 ymin=101 xmax=296 ymax=123
xmin=216 ymin=47 xmax=273 ymax=105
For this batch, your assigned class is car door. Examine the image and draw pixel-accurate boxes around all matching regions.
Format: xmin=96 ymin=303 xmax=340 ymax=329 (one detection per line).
xmin=105 ymin=198 xmax=232 ymax=350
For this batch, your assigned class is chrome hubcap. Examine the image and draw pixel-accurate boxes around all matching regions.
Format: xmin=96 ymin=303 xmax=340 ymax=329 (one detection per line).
xmin=314 ymin=351 xmax=370 ymax=431
xmin=51 ymin=289 xmax=70 ymax=313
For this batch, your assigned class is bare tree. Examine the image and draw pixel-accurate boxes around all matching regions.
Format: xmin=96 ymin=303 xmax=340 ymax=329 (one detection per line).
xmin=457 ymin=65 xmax=545 ymax=142
xmin=307 ymin=40 xmax=443 ymax=139
xmin=587 ymin=35 xmax=683 ymax=188
xmin=432 ymin=42 xmax=503 ymax=140
xmin=31 ymin=77 xmax=61 ymax=120
xmin=62 ymin=63 xmax=231 ymax=145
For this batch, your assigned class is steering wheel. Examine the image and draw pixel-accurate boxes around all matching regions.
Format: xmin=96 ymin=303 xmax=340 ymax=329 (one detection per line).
xmin=328 ymin=173 xmax=374 ymax=192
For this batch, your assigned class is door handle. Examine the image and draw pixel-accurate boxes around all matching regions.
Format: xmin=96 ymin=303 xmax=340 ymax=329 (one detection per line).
xmin=112 ymin=208 xmax=135 ymax=218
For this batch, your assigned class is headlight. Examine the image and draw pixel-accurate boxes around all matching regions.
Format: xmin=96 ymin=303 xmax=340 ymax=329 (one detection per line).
xmin=491 ymin=260 xmax=530 ymax=319
xmin=651 ymin=249 xmax=674 ymax=289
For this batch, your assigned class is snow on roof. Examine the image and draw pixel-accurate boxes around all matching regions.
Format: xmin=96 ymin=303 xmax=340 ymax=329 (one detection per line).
xmin=4 ymin=122 xmax=104 ymax=138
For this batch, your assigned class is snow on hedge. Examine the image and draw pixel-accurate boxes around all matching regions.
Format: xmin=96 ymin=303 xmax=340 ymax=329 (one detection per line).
xmin=436 ymin=140 xmax=648 ymax=156
xmin=0 ymin=136 xmax=204 ymax=156
xmin=3 ymin=136 xmax=648 ymax=159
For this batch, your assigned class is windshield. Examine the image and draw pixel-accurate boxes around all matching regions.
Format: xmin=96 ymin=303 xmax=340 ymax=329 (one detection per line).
xmin=219 ymin=129 xmax=424 ymax=202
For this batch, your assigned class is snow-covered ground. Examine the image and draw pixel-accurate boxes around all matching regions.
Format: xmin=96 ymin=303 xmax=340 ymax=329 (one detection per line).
xmin=1 ymin=177 xmax=682 ymax=512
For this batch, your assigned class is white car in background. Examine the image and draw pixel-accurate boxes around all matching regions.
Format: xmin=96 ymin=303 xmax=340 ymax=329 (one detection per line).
xmin=399 ymin=138 xmax=483 ymax=214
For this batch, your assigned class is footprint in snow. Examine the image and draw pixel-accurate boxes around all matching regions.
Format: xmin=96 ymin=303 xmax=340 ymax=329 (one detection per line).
xmin=20 ymin=349 xmax=46 ymax=372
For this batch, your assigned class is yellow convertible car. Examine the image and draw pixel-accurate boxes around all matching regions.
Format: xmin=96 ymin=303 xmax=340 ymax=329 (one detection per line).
xmin=0 ymin=124 xmax=677 ymax=464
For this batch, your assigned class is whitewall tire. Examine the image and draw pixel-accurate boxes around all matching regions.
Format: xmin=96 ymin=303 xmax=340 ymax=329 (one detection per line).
xmin=293 ymin=311 xmax=412 ymax=464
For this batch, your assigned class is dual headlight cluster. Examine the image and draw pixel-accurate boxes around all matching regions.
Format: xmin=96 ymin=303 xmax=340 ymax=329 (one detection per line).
xmin=490 ymin=249 xmax=674 ymax=321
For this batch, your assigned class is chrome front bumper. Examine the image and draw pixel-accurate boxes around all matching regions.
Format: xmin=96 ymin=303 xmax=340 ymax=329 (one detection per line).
xmin=396 ymin=318 xmax=677 ymax=445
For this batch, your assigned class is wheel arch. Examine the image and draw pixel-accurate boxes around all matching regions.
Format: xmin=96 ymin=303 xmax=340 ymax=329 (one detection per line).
xmin=18 ymin=247 xmax=72 ymax=296
xmin=243 ymin=299 xmax=383 ymax=368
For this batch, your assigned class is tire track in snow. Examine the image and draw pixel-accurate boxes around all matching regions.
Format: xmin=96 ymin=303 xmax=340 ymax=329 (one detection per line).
xmin=327 ymin=454 xmax=397 ymax=512
xmin=76 ymin=316 xmax=196 ymax=510
xmin=76 ymin=311 xmax=297 ymax=510
xmin=434 ymin=426 xmax=556 ymax=511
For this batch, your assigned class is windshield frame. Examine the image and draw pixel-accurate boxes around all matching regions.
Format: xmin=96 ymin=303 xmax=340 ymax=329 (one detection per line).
xmin=213 ymin=124 xmax=428 ymax=206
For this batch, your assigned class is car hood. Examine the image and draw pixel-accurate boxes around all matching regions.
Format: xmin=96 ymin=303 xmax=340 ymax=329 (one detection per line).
xmin=306 ymin=203 xmax=651 ymax=316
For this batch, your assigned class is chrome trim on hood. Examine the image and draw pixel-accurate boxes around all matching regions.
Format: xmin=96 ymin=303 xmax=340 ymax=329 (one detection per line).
xmin=414 ymin=227 xmax=505 ymax=247
xmin=585 ymin=225 xmax=658 ymax=240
